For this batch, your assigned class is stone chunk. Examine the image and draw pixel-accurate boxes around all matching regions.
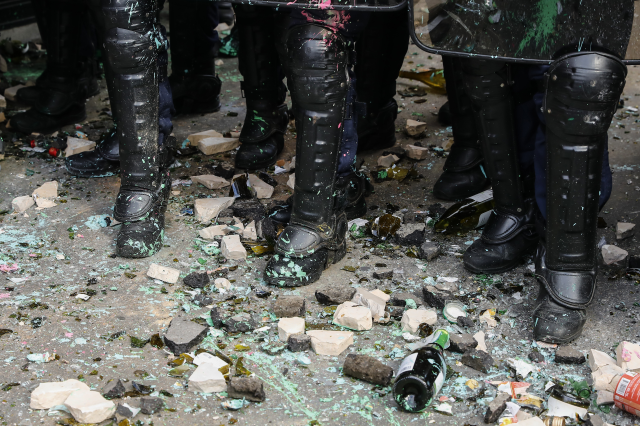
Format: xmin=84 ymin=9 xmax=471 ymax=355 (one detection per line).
xmin=352 ymin=288 xmax=386 ymax=320
xmin=197 ymin=137 xmax=239 ymax=155
xmin=274 ymin=295 xmax=306 ymax=318
xmin=589 ymin=349 xmax=617 ymax=371
xmin=163 ymin=316 xmax=208 ymax=355
xmin=4 ymin=84 xmax=26 ymax=101
xmin=227 ymin=377 xmax=265 ymax=402
xmin=116 ymin=403 xmax=139 ymax=419
xmin=406 ymin=119 xmax=427 ymax=136
xmin=373 ymin=269 xmax=393 ymax=280
xmin=278 ymin=317 xmax=305 ymax=342
xmin=101 ymin=379 xmax=125 ymax=399
xmin=422 ymin=285 xmax=451 ymax=309
xmin=333 ymin=302 xmax=372 ymax=331
xmin=189 ymin=363 xmax=227 ymax=393
xmin=343 ymin=354 xmax=394 ymax=386
xmin=615 ymin=341 xmax=640 ymax=371
xmin=616 ymin=222 xmax=635 ymax=240
xmin=195 ymin=197 xmax=235 ymax=223
xmin=30 ymin=379 xmax=90 ymax=409
xmin=243 ymin=221 xmax=258 ymax=240
xmin=307 ymin=330 xmax=354 ymax=356
xmin=192 ymin=294 xmax=213 ymax=306
xmin=287 ymin=173 xmax=295 ymax=189
xmin=288 ymin=334 xmax=311 ymax=352
xmin=221 ymin=234 xmax=247 ymax=260
xmin=457 ymin=316 xmax=475 ymax=329
xmin=394 ymin=223 xmax=425 ymax=246
xmin=601 ymin=244 xmax=628 ymax=266
xmin=33 ymin=181 xmax=58 ymax=199
xmin=370 ymin=289 xmax=390 ymax=303
xmin=187 ymin=129 xmax=223 ymax=146
xmin=461 ymin=349 xmax=495 ymax=373
xmin=555 ymin=347 xmax=586 ymax=364
xmin=405 ymin=144 xmax=430 ymax=160
xmin=528 ymin=351 xmax=545 ymax=363
xmin=391 ymin=292 xmax=421 ymax=307
xmin=419 ymin=241 xmax=440 ymax=260
xmin=442 ymin=138 xmax=454 ymax=151
xmin=147 ymin=263 xmax=180 ymax=284
xmin=183 ymin=272 xmax=210 ymax=289
xmin=199 ymin=225 xmax=229 ymax=239
xmin=65 ymin=137 xmax=96 ymax=157
xmin=448 ymin=333 xmax=478 ymax=353
xmin=140 ymin=397 xmax=163 ymax=414
xmin=214 ymin=277 xmax=231 ymax=290
xmin=401 ymin=309 xmax=437 ymax=334
xmin=0 ymin=94 xmax=5 ymax=109
xmin=210 ymin=308 xmax=224 ymax=328
xmin=192 ymin=175 xmax=230 ymax=190
xmin=248 ymin=174 xmax=274 ymax=199
xmin=484 ymin=392 xmax=511 ymax=423
xmin=12 ymin=195 xmax=34 ymax=213
xmin=315 ymin=284 xmax=356 ymax=305
xmin=63 ymin=390 xmax=116 ymax=424
xmin=225 ymin=313 xmax=257 ymax=333
xmin=377 ymin=154 xmax=399 ymax=168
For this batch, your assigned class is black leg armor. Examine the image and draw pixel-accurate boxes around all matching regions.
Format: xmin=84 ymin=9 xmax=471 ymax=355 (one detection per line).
xmin=433 ymin=56 xmax=489 ymax=201
xmin=100 ymin=0 xmax=171 ymax=258
xmin=533 ymin=52 xmax=626 ymax=343
xmin=234 ymin=5 xmax=288 ymax=170
xmin=461 ymin=59 xmax=538 ymax=274
xmin=264 ymin=24 xmax=350 ymax=286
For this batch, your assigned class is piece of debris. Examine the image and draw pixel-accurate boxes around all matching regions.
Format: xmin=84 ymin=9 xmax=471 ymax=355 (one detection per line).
xmin=116 ymin=403 xmax=140 ymax=419
xmin=192 ymin=175 xmax=230 ymax=190
xmin=187 ymin=129 xmax=223 ymax=146
xmin=199 ymin=225 xmax=229 ymax=239
xmin=484 ymin=392 xmax=511 ymax=423
xmin=333 ymin=301 xmax=373 ymax=331
xmin=405 ymin=144 xmax=430 ymax=160
xmin=221 ymin=234 xmax=247 ymax=260
xmin=448 ymin=333 xmax=478 ymax=353
xmin=183 ymin=272 xmax=210 ymax=289
xmin=32 ymin=181 xmax=58 ymax=199
xmin=528 ymin=351 xmax=545 ymax=363
xmin=373 ymin=269 xmax=393 ymax=280
xmin=63 ymin=390 xmax=116 ymax=424
xmin=351 ymin=288 xmax=386 ymax=320
xmin=243 ymin=221 xmax=258 ymax=240
xmin=589 ymin=349 xmax=617 ymax=371
xmin=419 ymin=240 xmax=440 ymax=261
xmin=140 ymin=397 xmax=163 ymax=414
xmin=287 ymin=173 xmax=295 ymax=189
xmin=30 ymin=379 xmax=90 ymax=409
xmin=248 ymin=174 xmax=274 ymax=199
xmin=441 ymin=138 xmax=454 ymax=151
xmin=457 ymin=315 xmax=474 ymax=329
xmin=193 ymin=352 xmax=228 ymax=369
xmin=4 ymin=84 xmax=26 ymax=101
xmin=405 ymin=119 xmax=427 ymax=136
xmin=101 ymin=379 xmax=125 ymax=399
xmin=227 ymin=377 xmax=266 ymax=402
xmin=189 ymin=362 xmax=227 ymax=393
xmin=377 ymin=154 xmax=400 ymax=168
xmin=615 ymin=341 xmax=640 ymax=370
xmin=592 ymin=364 xmax=625 ymax=392
xmin=597 ymin=390 xmax=614 ymax=406
xmin=479 ymin=309 xmax=497 ymax=328
xmin=225 ymin=313 xmax=257 ymax=333
xmin=370 ymin=289 xmax=390 ymax=303
xmin=461 ymin=349 xmax=495 ymax=373
xmin=273 ymin=295 xmax=306 ymax=318
xmin=342 ymin=354 xmax=394 ymax=386
xmin=163 ymin=316 xmax=208 ymax=355
xmin=394 ymin=223 xmax=425 ymax=246
xmin=65 ymin=137 xmax=96 ymax=157
xmin=391 ymin=292 xmax=421 ymax=307
xmin=288 ymin=333 xmax=312 ymax=352
xmin=12 ymin=195 xmax=34 ymax=213
xmin=400 ymin=309 xmax=437 ymax=334
xmin=555 ymin=347 xmax=586 ymax=364
xmin=601 ymin=244 xmax=629 ymax=266
xmin=214 ymin=277 xmax=232 ymax=290
xmin=197 ymin=137 xmax=240 ymax=155
xmin=307 ymin=330 xmax=354 ymax=356
xmin=195 ymin=197 xmax=235 ymax=223
xmin=422 ymin=285 xmax=451 ymax=309
xmin=278 ymin=317 xmax=305 ymax=342
xmin=147 ymin=263 xmax=180 ymax=284
xmin=616 ymin=222 xmax=635 ymax=240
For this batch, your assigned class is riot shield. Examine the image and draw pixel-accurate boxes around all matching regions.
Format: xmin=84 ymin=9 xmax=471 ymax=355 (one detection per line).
xmin=206 ymin=0 xmax=406 ymax=11
xmin=410 ymin=0 xmax=640 ymax=64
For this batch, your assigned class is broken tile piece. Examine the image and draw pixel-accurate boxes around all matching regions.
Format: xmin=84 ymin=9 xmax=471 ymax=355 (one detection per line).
xmin=616 ymin=222 xmax=635 ymax=240
xmin=406 ymin=119 xmax=427 ymax=136
xmin=147 ymin=263 xmax=180 ymax=284
xmin=65 ymin=137 xmax=96 ymax=157
xmin=30 ymin=379 xmax=90 ymax=409
xmin=615 ymin=341 xmax=640 ymax=371
xmin=601 ymin=244 xmax=628 ymax=266
xmin=377 ymin=154 xmax=399 ymax=168
xmin=198 ymin=137 xmax=239 ymax=155
xmin=189 ymin=362 xmax=227 ymax=393
xmin=199 ymin=225 xmax=229 ymax=239
xmin=555 ymin=347 xmax=586 ymax=364
xmin=243 ymin=220 xmax=258 ymax=240
xmin=163 ymin=316 xmax=208 ymax=355
xmin=287 ymin=173 xmax=295 ymax=189
xmin=400 ymin=309 xmax=437 ymax=334
xmin=343 ymin=354 xmax=394 ymax=386
xmin=221 ymin=234 xmax=247 ymax=260
xmin=597 ymin=390 xmax=614 ymax=406
xmin=193 ymin=352 xmax=228 ymax=370
xmin=12 ymin=195 xmax=34 ymax=213
xmin=333 ymin=301 xmax=373 ymax=331
xmin=405 ymin=144 xmax=430 ymax=160
xmin=278 ymin=317 xmax=305 ymax=342
xmin=248 ymin=174 xmax=274 ymax=199
xmin=351 ymin=288 xmax=386 ymax=320
xmin=32 ymin=181 xmax=58 ymax=199
xmin=214 ymin=277 xmax=231 ymax=290
xmin=227 ymin=377 xmax=265 ymax=402
xmin=589 ymin=349 xmax=617 ymax=371
xmin=192 ymin=175 xmax=230 ymax=190
xmin=195 ymin=197 xmax=235 ymax=223
xmin=187 ymin=129 xmax=223 ymax=146
xmin=63 ymin=390 xmax=116 ymax=424
xmin=307 ymin=330 xmax=354 ymax=356
xmin=370 ymin=289 xmax=390 ymax=303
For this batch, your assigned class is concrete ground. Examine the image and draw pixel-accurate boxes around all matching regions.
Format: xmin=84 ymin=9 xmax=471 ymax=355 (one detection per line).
xmin=1 ymin=16 xmax=640 ymax=426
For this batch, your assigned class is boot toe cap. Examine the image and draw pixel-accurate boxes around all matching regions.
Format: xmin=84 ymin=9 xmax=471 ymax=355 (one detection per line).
xmin=533 ymin=292 xmax=586 ymax=344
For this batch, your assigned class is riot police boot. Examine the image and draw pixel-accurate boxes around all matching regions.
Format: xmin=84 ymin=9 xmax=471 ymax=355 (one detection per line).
xmin=218 ymin=2 xmax=235 ymax=25
xmin=532 ymin=52 xmax=626 ymax=343
xmin=169 ymin=1 xmax=222 ymax=115
xmin=265 ymin=24 xmax=350 ymax=286
xmin=438 ymin=101 xmax=452 ymax=126
xmin=234 ymin=5 xmax=287 ymax=169
xmin=11 ymin=0 xmax=92 ymax=134
xmin=267 ymin=170 xmax=371 ymax=225
xmin=356 ymin=100 xmax=398 ymax=153
xmin=433 ymin=57 xmax=488 ymax=201
xmin=65 ymin=130 xmax=120 ymax=177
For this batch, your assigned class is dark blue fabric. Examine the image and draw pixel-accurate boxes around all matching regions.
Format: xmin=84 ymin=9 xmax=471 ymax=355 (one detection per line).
xmin=337 ymin=75 xmax=358 ymax=176
xmin=158 ymin=24 xmax=175 ymax=146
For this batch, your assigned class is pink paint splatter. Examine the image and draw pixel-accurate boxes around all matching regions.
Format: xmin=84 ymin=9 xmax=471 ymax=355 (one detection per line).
xmin=0 ymin=264 xmax=19 ymax=273
xmin=0 ymin=293 xmax=10 ymax=299
xmin=65 ymin=332 xmax=73 ymax=338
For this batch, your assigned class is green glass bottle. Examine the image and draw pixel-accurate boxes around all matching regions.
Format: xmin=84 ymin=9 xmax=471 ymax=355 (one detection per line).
xmin=393 ymin=329 xmax=450 ymax=412
xmin=434 ymin=189 xmax=494 ymax=234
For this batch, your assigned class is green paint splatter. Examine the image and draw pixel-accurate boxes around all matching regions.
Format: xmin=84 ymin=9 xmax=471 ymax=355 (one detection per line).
xmin=516 ymin=0 xmax=558 ymax=55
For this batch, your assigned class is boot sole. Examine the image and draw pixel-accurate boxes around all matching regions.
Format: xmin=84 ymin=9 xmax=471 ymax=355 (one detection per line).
xmin=235 ymin=155 xmax=278 ymax=171
xmin=463 ymin=257 xmax=524 ymax=275
xmin=12 ymin=109 xmax=87 ymax=135
xmin=66 ymin=164 xmax=120 ymax=178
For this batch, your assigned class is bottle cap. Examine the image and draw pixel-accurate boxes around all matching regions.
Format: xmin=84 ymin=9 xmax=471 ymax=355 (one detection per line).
xmin=443 ymin=301 xmax=467 ymax=323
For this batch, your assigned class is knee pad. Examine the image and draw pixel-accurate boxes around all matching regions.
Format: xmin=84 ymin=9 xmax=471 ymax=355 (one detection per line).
xmin=462 ymin=59 xmax=512 ymax=104
xmin=284 ymin=24 xmax=349 ymax=110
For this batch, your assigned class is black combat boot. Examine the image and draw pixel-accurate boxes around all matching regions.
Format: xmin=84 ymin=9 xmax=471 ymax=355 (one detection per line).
xmin=99 ymin=0 xmax=170 ymax=258
xmin=355 ymin=9 xmax=408 ymax=153
xmin=265 ymin=24 xmax=351 ymax=286
xmin=461 ymin=59 xmax=538 ymax=274
xmin=233 ymin=5 xmax=288 ymax=170
xmin=433 ymin=57 xmax=489 ymax=201
xmin=11 ymin=0 xmax=94 ymax=134
xmin=533 ymin=52 xmax=626 ymax=343
xmin=169 ymin=1 xmax=222 ymax=115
